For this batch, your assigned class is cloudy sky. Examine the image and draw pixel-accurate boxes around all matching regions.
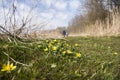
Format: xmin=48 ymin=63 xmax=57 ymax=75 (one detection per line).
xmin=0 ymin=0 xmax=84 ymax=30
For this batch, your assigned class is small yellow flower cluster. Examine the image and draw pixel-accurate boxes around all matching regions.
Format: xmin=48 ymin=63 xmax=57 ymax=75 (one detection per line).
xmin=75 ymin=43 xmax=79 ymax=47
xmin=37 ymin=39 xmax=82 ymax=58
xmin=1 ymin=63 xmax=16 ymax=72
xmin=114 ymin=52 xmax=118 ymax=55
xmin=52 ymin=46 xmax=57 ymax=51
xmin=44 ymin=48 xmax=48 ymax=52
xmin=62 ymin=51 xmax=66 ymax=55
xmin=62 ymin=50 xmax=72 ymax=55
xmin=75 ymin=53 xmax=81 ymax=58
xmin=66 ymin=50 xmax=72 ymax=54
xmin=53 ymin=39 xmax=57 ymax=42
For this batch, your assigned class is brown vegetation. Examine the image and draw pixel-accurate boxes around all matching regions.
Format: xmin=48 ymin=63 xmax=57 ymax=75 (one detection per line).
xmin=67 ymin=0 xmax=120 ymax=36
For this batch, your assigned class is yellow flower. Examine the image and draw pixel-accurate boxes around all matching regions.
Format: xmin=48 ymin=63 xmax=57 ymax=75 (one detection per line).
xmin=75 ymin=70 xmax=81 ymax=77
xmin=66 ymin=50 xmax=72 ymax=54
xmin=48 ymin=43 xmax=52 ymax=48
xmin=1 ymin=63 xmax=16 ymax=72
xmin=37 ymin=45 xmax=41 ymax=48
xmin=94 ymin=43 xmax=97 ymax=47
xmin=75 ymin=43 xmax=78 ymax=47
xmin=51 ymin=63 xmax=57 ymax=68
xmin=66 ymin=44 xmax=69 ymax=47
xmin=46 ymin=40 xmax=49 ymax=43
xmin=53 ymin=39 xmax=57 ymax=42
xmin=108 ymin=46 xmax=111 ymax=49
xmin=76 ymin=53 xmax=81 ymax=58
xmin=62 ymin=51 xmax=66 ymax=55
xmin=3 ymin=44 xmax=9 ymax=49
xmin=52 ymin=46 xmax=57 ymax=51
xmin=44 ymin=48 xmax=48 ymax=52
xmin=114 ymin=52 xmax=118 ymax=55
xmin=57 ymin=42 xmax=60 ymax=45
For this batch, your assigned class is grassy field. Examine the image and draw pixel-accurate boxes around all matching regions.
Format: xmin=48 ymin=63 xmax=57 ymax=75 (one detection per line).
xmin=0 ymin=36 xmax=120 ymax=80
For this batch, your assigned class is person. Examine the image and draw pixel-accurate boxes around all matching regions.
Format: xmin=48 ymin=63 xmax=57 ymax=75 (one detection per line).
xmin=62 ymin=30 xmax=68 ymax=37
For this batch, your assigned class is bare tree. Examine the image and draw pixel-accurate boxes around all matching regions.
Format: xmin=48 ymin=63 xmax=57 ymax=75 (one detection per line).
xmin=0 ymin=0 xmax=44 ymax=40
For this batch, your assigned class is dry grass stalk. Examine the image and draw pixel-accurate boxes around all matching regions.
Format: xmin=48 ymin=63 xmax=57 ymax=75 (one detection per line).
xmin=83 ymin=12 xmax=120 ymax=36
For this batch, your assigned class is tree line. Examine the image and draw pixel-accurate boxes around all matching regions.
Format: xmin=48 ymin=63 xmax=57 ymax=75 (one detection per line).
xmin=67 ymin=0 xmax=120 ymax=34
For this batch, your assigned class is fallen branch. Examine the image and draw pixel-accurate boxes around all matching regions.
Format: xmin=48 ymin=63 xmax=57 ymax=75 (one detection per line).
xmin=0 ymin=25 xmax=22 ymax=40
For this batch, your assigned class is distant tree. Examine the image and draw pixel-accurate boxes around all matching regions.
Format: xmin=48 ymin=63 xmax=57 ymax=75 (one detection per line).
xmin=110 ymin=0 xmax=120 ymax=12
xmin=68 ymin=0 xmax=110 ymax=33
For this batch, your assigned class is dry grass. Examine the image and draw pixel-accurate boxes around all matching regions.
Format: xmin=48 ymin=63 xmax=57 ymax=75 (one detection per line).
xmin=84 ymin=12 xmax=120 ymax=36
xmin=27 ymin=30 xmax=63 ymax=39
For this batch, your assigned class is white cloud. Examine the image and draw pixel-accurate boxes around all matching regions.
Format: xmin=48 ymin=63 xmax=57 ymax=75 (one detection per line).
xmin=41 ymin=0 xmax=56 ymax=8
xmin=38 ymin=8 xmax=56 ymax=20
xmin=56 ymin=12 xmax=68 ymax=20
xmin=69 ymin=0 xmax=81 ymax=10
xmin=0 ymin=0 xmax=82 ymax=30
xmin=45 ymin=0 xmax=54 ymax=7
xmin=54 ymin=1 xmax=67 ymax=10
xmin=44 ymin=18 xmax=68 ymax=30
xmin=18 ymin=3 xmax=31 ymax=19
xmin=40 ymin=12 xmax=53 ymax=19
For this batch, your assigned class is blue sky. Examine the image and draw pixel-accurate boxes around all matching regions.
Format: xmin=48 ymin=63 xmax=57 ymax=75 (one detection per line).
xmin=0 ymin=0 xmax=83 ymax=30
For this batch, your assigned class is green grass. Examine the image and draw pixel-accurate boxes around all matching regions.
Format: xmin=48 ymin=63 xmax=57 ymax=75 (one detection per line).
xmin=0 ymin=36 xmax=120 ymax=80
